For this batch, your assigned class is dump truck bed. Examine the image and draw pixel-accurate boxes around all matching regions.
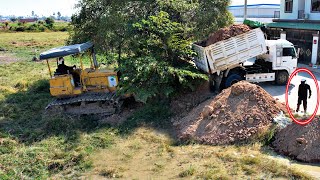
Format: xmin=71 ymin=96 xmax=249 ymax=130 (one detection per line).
xmin=193 ymin=28 xmax=267 ymax=74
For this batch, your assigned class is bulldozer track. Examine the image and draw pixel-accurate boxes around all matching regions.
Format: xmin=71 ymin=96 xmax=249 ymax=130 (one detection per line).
xmin=45 ymin=92 xmax=122 ymax=115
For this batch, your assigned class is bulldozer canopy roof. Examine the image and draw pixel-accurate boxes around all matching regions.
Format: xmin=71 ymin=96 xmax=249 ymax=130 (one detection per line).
xmin=39 ymin=42 xmax=93 ymax=60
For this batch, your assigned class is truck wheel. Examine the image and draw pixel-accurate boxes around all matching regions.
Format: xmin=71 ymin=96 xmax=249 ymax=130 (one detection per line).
xmin=276 ymin=71 xmax=289 ymax=85
xmin=225 ymin=74 xmax=243 ymax=88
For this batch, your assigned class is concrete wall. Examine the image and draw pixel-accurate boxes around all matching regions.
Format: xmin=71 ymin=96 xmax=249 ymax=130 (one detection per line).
xmin=229 ymin=7 xmax=279 ymax=18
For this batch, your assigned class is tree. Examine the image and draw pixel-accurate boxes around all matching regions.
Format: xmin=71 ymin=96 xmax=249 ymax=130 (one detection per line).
xmin=4 ymin=22 xmax=9 ymax=29
xmin=32 ymin=11 xmax=35 ymax=17
xmin=10 ymin=16 xmax=17 ymax=22
xmin=70 ymin=0 xmax=233 ymax=59
xmin=70 ymin=0 xmax=233 ymax=102
xmin=57 ymin=12 xmax=61 ymax=20
xmin=118 ymin=11 xmax=207 ymax=102
xmin=45 ymin=17 xmax=55 ymax=29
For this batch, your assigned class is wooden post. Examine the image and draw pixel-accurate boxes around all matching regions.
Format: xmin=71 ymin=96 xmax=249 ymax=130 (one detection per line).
xmin=46 ymin=59 xmax=52 ymax=78
xmin=79 ymin=55 xmax=86 ymax=90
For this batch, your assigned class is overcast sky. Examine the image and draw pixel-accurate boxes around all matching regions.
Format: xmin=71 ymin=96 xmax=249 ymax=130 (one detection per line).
xmin=0 ymin=0 xmax=280 ymax=17
xmin=0 ymin=0 xmax=79 ymax=17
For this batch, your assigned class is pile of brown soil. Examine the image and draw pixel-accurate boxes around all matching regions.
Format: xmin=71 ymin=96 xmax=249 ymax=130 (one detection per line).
xmin=198 ymin=24 xmax=251 ymax=47
xmin=173 ymin=81 xmax=285 ymax=145
xmin=170 ymin=80 xmax=215 ymax=118
xmin=272 ymin=119 xmax=320 ymax=163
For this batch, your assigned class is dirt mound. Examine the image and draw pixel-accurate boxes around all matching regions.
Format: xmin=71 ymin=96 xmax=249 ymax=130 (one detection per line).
xmin=272 ymin=119 xmax=320 ymax=163
xmin=198 ymin=24 xmax=251 ymax=47
xmin=174 ymin=81 xmax=285 ymax=145
xmin=170 ymin=80 xmax=215 ymax=118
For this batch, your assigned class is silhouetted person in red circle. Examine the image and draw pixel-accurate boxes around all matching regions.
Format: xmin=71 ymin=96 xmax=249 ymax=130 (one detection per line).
xmin=296 ymin=79 xmax=311 ymax=114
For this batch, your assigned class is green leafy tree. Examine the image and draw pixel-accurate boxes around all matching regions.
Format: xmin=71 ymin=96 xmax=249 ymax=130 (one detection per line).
xmin=70 ymin=0 xmax=232 ymax=102
xmin=70 ymin=0 xmax=233 ymax=61
xmin=118 ymin=12 xmax=207 ymax=102
xmin=4 ymin=22 xmax=9 ymax=29
xmin=57 ymin=12 xmax=61 ymax=20
xmin=10 ymin=17 xmax=17 ymax=22
xmin=45 ymin=17 xmax=55 ymax=29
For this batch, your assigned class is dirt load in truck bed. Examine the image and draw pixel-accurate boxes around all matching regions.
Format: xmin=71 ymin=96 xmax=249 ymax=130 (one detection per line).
xmin=197 ymin=24 xmax=251 ymax=47
xmin=173 ymin=81 xmax=286 ymax=145
xmin=272 ymin=118 xmax=320 ymax=163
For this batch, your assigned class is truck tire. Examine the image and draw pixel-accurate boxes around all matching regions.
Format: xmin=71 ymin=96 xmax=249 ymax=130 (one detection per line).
xmin=225 ymin=74 xmax=243 ymax=88
xmin=276 ymin=71 xmax=289 ymax=85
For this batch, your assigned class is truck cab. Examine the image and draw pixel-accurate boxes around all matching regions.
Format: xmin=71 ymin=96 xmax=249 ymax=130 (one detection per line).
xmin=260 ymin=39 xmax=298 ymax=76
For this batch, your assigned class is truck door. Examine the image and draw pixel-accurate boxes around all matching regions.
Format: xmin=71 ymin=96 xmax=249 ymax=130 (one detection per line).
xmin=281 ymin=47 xmax=298 ymax=74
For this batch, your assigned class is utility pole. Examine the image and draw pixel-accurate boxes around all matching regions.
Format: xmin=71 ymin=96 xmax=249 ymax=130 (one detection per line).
xmin=244 ymin=0 xmax=248 ymax=20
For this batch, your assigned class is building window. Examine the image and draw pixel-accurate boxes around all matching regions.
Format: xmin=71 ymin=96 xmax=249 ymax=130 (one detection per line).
xmin=311 ymin=0 xmax=320 ymax=12
xmin=285 ymin=0 xmax=293 ymax=13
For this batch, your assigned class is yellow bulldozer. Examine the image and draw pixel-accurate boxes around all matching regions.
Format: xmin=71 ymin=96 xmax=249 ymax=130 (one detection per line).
xmin=39 ymin=42 xmax=122 ymax=115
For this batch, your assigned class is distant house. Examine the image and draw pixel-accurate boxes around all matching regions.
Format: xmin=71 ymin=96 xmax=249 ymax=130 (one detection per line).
xmin=229 ymin=1 xmax=280 ymax=23
xmin=18 ymin=18 xmax=38 ymax=23
xmin=266 ymin=0 xmax=320 ymax=64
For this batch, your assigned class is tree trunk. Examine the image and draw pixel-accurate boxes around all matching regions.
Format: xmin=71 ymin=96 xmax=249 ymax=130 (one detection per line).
xmin=117 ymin=43 xmax=122 ymax=66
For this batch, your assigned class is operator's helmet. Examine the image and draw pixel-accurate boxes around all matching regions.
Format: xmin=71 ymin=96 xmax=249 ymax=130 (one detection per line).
xmin=301 ymin=79 xmax=306 ymax=82
xmin=58 ymin=57 xmax=64 ymax=65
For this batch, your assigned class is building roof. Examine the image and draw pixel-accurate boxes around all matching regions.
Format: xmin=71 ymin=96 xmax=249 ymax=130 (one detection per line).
xmin=267 ymin=22 xmax=320 ymax=31
xmin=229 ymin=4 xmax=280 ymax=9
xmin=230 ymin=0 xmax=280 ymax=6
xmin=18 ymin=18 xmax=38 ymax=23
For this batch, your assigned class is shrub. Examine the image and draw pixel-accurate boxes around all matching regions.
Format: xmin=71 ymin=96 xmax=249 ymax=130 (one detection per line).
xmin=118 ymin=12 xmax=207 ymax=103
xmin=45 ymin=18 xmax=55 ymax=29
xmin=26 ymin=24 xmax=38 ymax=31
xmin=15 ymin=26 xmax=25 ymax=32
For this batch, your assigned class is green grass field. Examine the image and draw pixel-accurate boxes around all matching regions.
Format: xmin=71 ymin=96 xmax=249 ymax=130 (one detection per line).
xmin=0 ymin=32 xmax=315 ymax=179
xmin=0 ymin=21 xmax=70 ymax=33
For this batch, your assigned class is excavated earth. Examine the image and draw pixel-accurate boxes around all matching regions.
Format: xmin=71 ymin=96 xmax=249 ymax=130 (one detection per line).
xmin=272 ymin=118 xmax=320 ymax=163
xmin=197 ymin=24 xmax=251 ymax=47
xmin=173 ymin=81 xmax=286 ymax=145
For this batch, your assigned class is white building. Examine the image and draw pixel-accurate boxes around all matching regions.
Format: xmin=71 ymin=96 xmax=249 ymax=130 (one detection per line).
xmin=279 ymin=0 xmax=320 ymax=20
xmin=229 ymin=0 xmax=280 ymax=23
xmin=267 ymin=0 xmax=320 ymax=65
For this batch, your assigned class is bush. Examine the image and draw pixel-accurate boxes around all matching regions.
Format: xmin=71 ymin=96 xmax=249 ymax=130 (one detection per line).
xmin=45 ymin=18 xmax=55 ymax=29
xmin=118 ymin=12 xmax=207 ymax=103
xmin=26 ymin=24 xmax=38 ymax=31
xmin=38 ymin=25 xmax=47 ymax=32
xmin=15 ymin=26 xmax=25 ymax=32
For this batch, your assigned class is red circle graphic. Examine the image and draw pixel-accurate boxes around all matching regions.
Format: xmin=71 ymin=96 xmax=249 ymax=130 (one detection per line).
xmin=285 ymin=68 xmax=319 ymax=125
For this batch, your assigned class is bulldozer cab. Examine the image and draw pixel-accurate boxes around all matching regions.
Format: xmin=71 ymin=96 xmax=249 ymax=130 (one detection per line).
xmin=39 ymin=42 xmax=118 ymax=98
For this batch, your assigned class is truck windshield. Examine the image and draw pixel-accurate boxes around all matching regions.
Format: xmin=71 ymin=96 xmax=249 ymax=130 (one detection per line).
xmin=283 ymin=47 xmax=296 ymax=58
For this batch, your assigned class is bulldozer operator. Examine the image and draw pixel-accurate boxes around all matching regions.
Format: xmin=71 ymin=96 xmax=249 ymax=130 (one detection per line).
xmin=56 ymin=57 xmax=80 ymax=86
xmin=56 ymin=57 xmax=75 ymax=74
